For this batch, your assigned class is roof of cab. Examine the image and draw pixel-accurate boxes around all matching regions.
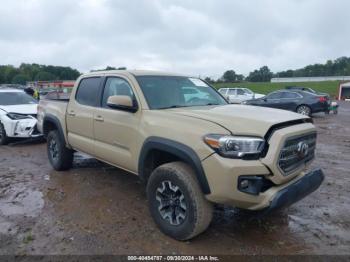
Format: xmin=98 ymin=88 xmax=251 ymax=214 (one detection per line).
xmin=82 ymin=70 xmax=190 ymax=78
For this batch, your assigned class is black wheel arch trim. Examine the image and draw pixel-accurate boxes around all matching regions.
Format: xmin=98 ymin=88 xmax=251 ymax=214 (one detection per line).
xmin=43 ymin=114 xmax=66 ymax=143
xmin=138 ymin=136 xmax=211 ymax=194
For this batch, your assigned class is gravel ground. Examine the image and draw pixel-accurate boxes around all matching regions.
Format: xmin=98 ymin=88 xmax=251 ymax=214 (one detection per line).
xmin=0 ymin=102 xmax=349 ymax=255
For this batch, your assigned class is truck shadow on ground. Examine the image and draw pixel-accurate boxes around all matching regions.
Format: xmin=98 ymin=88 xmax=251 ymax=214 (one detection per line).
xmin=41 ymin=154 xmax=305 ymax=254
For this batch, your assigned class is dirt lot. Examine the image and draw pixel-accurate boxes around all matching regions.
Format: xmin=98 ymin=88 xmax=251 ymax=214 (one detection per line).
xmin=0 ymin=102 xmax=349 ymax=255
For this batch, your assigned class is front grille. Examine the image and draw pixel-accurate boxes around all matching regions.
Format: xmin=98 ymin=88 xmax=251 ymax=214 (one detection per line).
xmin=278 ymin=132 xmax=317 ymax=175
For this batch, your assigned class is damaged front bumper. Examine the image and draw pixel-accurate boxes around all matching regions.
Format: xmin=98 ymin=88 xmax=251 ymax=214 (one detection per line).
xmin=262 ymin=168 xmax=324 ymax=214
xmin=3 ymin=116 xmax=42 ymax=138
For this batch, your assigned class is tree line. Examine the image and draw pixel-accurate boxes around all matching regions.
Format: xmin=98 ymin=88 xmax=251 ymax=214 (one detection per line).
xmin=211 ymin=56 xmax=350 ymax=83
xmin=0 ymin=63 xmax=81 ymax=85
xmin=1 ymin=57 xmax=350 ymax=85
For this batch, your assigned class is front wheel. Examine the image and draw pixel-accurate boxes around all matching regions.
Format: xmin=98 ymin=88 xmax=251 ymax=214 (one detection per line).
xmin=47 ymin=130 xmax=73 ymax=171
xmin=296 ymin=105 xmax=312 ymax=116
xmin=0 ymin=122 xmax=9 ymax=145
xmin=147 ymin=162 xmax=213 ymax=240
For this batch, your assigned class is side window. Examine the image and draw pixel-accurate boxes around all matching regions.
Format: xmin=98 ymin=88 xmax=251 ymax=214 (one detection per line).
xmin=282 ymin=92 xmax=301 ymax=99
xmin=266 ymin=92 xmax=282 ymax=99
xmin=227 ymin=89 xmax=236 ymax=95
xmin=237 ymin=89 xmax=245 ymax=95
xmin=102 ymin=77 xmax=135 ymax=108
xmin=76 ymin=77 xmax=101 ymax=106
xmin=219 ymin=89 xmax=227 ymax=95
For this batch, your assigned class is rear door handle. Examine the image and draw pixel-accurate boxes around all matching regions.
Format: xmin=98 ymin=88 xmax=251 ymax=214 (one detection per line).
xmin=94 ymin=115 xmax=104 ymax=122
xmin=68 ymin=111 xmax=76 ymax=116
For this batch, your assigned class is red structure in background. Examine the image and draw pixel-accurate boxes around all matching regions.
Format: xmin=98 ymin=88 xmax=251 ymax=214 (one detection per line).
xmin=29 ymin=80 xmax=75 ymax=89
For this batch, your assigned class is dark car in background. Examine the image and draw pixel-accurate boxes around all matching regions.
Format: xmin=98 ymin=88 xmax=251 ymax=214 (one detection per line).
xmin=285 ymin=86 xmax=330 ymax=98
xmin=244 ymin=90 xmax=330 ymax=116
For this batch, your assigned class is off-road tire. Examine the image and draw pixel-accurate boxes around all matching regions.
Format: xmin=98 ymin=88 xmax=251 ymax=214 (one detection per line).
xmin=296 ymin=105 xmax=312 ymax=116
xmin=47 ymin=130 xmax=73 ymax=171
xmin=0 ymin=122 xmax=9 ymax=145
xmin=147 ymin=161 xmax=213 ymax=240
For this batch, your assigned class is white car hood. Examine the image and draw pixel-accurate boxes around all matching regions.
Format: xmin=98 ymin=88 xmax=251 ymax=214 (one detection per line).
xmin=0 ymin=104 xmax=38 ymax=115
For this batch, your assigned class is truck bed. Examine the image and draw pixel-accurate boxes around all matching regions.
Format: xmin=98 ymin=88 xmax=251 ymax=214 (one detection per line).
xmin=37 ymin=96 xmax=69 ymax=136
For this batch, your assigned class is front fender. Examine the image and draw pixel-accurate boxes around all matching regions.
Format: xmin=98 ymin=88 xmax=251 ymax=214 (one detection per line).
xmin=138 ymin=136 xmax=211 ymax=194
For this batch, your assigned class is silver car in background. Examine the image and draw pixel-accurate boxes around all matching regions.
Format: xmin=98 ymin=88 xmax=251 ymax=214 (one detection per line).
xmin=218 ymin=87 xmax=265 ymax=104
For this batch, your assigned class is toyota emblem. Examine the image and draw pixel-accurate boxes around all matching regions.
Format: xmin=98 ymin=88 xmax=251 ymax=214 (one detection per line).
xmin=297 ymin=141 xmax=309 ymax=159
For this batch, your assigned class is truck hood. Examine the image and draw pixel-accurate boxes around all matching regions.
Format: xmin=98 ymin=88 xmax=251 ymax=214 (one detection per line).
xmin=168 ymin=105 xmax=309 ymax=136
xmin=0 ymin=104 xmax=38 ymax=115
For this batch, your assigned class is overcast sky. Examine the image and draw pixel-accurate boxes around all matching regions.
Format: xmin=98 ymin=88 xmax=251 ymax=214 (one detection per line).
xmin=0 ymin=0 xmax=349 ymax=78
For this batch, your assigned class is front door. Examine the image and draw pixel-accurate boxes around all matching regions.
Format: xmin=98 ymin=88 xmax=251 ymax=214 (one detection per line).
xmin=93 ymin=76 xmax=141 ymax=173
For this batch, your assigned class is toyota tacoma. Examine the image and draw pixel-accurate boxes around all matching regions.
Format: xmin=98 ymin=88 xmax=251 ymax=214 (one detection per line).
xmin=37 ymin=70 xmax=324 ymax=240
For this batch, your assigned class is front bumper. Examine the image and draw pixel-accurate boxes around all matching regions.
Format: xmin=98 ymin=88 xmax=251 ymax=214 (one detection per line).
xmin=262 ymin=168 xmax=324 ymax=213
xmin=202 ymin=122 xmax=322 ymax=210
xmin=2 ymin=117 xmax=42 ymax=138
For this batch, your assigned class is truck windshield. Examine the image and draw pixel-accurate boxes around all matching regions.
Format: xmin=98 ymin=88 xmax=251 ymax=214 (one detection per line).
xmin=0 ymin=92 xmax=37 ymax=105
xmin=136 ymin=76 xmax=227 ymax=109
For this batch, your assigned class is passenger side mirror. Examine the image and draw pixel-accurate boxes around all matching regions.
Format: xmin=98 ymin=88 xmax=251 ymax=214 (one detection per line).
xmin=107 ymin=95 xmax=138 ymax=113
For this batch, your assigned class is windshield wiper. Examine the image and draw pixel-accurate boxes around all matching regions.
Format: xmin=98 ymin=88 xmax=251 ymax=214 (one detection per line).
xmin=158 ymin=103 xmax=220 ymax=109
xmin=158 ymin=105 xmax=186 ymax=109
xmin=204 ymin=103 xmax=220 ymax=106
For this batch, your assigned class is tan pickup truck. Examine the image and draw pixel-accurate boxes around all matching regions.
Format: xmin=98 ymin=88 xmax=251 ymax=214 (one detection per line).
xmin=37 ymin=70 xmax=324 ymax=240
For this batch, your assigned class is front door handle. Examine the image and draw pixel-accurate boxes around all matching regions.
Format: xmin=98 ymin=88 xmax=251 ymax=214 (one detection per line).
xmin=68 ymin=111 xmax=76 ymax=116
xmin=94 ymin=115 xmax=104 ymax=122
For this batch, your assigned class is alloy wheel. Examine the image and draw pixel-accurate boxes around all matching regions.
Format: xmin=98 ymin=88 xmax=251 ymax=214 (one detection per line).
xmin=156 ymin=180 xmax=187 ymax=226
xmin=297 ymin=105 xmax=311 ymax=116
xmin=49 ymin=139 xmax=59 ymax=161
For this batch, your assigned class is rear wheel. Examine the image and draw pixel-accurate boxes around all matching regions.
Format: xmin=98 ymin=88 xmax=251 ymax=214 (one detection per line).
xmin=147 ymin=162 xmax=213 ymax=240
xmin=47 ymin=130 xmax=73 ymax=170
xmin=0 ymin=122 xmax=9 ymax=145
xmin=296 ymin=105 xmax=311 ymax=116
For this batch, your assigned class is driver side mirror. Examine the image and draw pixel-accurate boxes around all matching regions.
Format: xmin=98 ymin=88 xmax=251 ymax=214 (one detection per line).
xmin=107 ymin=95 xmax=138 ymax=113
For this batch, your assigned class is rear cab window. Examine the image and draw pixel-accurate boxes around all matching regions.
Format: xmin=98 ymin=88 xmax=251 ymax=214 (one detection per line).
xmin=75 ymin=77 xmax=102 ymax=106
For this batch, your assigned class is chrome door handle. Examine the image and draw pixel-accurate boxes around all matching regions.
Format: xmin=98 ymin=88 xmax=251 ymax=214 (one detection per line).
xmin=94 ymin=116 xmax=104 ymax=122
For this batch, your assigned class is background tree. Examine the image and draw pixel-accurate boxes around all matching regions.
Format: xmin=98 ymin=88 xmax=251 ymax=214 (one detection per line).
xmin=34 ymin=71 xmax=57 ymax=81
xmin=0 ymin=63 xmax=81 ymax=84
xmin=236 ymin=74 xmax=244 ymax=82
xmin=275 ymin=57 xmax=350 ymax=78
xmin=11 ymin=74 xmax=30 ymax=85
xmin=222 ymin=70 xmax=237 ymax=82
xmin=204 ymin=77 xmax=214 ymax=83
xmin=247 ymin=66 xmax=273 ymax=82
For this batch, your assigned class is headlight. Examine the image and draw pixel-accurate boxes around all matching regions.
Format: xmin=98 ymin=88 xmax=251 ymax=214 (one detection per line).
xmin=6 ymin=113 xmax=31 ymax=120
xmin=204 ymin=134 xmax=265 ymax=158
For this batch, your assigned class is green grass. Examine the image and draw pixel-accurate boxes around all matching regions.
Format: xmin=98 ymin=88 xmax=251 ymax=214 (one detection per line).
xmin=212 ymin=81 xmax=340 ymax=98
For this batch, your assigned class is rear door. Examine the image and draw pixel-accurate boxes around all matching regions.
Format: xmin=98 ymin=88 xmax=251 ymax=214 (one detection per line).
xmin=93 ymin=76 xmax=141 ymax=173
xmin=66 ymin=77 xmax=102 ymax=154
